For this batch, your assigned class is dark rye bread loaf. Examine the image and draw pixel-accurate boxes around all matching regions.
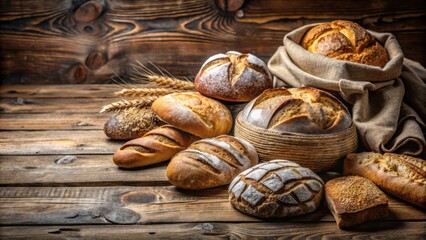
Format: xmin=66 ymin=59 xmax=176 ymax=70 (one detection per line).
xmin=325 ymin=176 xmax=389 ymax=228
xmin=166 ymin=135 xmax=258 ymax=189
xmin=228 ymin=160 xmax=324 ymax=218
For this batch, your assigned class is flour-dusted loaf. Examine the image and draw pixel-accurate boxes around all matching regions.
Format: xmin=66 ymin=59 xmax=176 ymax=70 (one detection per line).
xmin=113 ymin=125 xmax=199 ymax=168
xmin=325 ymin=176 xmax=389 ymax=228
xmin=344 ymin=152 xmax=426 ymax=208
xmin=151 ymin=92 xmax=233 ymax=138
xmin=239 ymin=87 xmax=352 ymax=134
xmin=301 ymin=20 xmax=389 ymax=67
xmin=104 ymin=107 xmax=164 ymax=140
xmin=167 ymin=135 xmax=258 ymax=189
xmin=195 ymin=51 xmax=272 ymax=102
xmin=228 ymin=160 xmax=324 ymax=218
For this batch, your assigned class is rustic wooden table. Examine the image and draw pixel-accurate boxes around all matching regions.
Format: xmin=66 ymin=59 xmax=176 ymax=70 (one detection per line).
xmin=0 ymin=85 xmax=425 ymax=239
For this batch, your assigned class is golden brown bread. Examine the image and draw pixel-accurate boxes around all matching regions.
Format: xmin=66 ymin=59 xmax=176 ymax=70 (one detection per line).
xmin=167 ymin=135 xmax=258 ymax=189
xmin=229 ymin=160 xmax=324 ymax=218
xmin=325 ymin=176 xmax=389 ymax=228
xmin=113 ymin=125 xmax=199 ymax=168
xmin=195 ymin=51 xmax=272 ymax=102
xmin=151 ymin=92 xmax=233 ymax=138
xmin=344 ymin=152 xmax=426 ymax=208
xmin=103 ymin=107 xmax=164 ymax=140
xmin=239 ymin=87 xmax=352 ymax=134
xmin=301 ymin=20 xmax=389 ymax=67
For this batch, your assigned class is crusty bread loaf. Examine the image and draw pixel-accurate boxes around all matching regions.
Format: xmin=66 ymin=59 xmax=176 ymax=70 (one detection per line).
xmin=167 ymin=135 xmax=258 ymax=189
xmin=104 ymin=107 xmax=164 ymax=140
xmin=301 ymin=20 xmax=389 ymax=67
xmin=113 ymin=125 xmax=199 ymax=168
xmin=151 ymin=92 xmax=233 ymax=138
xmin=229 ymin=160 xmax=324 ymax=218
xmin=195 ymin=51 xmax=272 ymax=102
xmin=344 ymin=152 xmax=426 ymax=208
xmin=325 ymin=176 xmax=389 ymax=228
xmin=239 ymin=87 xmax=352 ymax=134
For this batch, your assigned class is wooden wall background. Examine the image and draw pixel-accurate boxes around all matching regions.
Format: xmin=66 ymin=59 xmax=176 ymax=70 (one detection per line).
xmin=0 ymin=0 xmax=425 ymax=84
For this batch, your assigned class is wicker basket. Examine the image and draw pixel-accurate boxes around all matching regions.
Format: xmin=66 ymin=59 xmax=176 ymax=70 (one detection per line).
xmin=234 ymin=112 xmax=358 ymax=172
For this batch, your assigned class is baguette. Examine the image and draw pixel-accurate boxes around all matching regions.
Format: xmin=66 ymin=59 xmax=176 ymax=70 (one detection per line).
xmin=344 ymin=152 xmax=426 ymax=208
xmin=113 ymin=125 xmax=199 ymax=168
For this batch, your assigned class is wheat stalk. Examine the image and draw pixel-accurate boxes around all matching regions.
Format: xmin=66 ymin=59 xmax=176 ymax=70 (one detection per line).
xmin=99 ymin=97 xmax=158 ymax=113
xmin=130 ymin=60 xmax=195 ymax=90
xmin=114 ymin=88 xmax=182 ymax=97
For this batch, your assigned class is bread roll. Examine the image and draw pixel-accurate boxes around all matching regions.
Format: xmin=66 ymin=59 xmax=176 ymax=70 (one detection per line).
xmin=325 ymin=176 xmax=389 ymax=228
xmin=229 ymin=160 xmax=324 ymax=218
xmin=167 ymin=135 xmax=258 ymax=189
xmin=113 ymin=125 xmax=199 ymax=168
xmin=301 ymin=20 xmax=389 ymax=67
xmin=239 ymin=87 xmax=352 ymax=134
xmin=344 ymin=152 xmax=426 ymax=208
xmin=151 ymin=92 xmax=233 ymax=138
xmin=195 ymin=51 xmax=272 ymax=102
xmin=104 ymin=107 xmax=164 ymax=140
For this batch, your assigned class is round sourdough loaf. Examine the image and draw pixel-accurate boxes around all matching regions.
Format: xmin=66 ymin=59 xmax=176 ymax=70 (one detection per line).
xmin=234 ymin=87 xmax=357 ymax=172
xmin=229 ymin=160 xmax=324 ymax=218
xmin=151 ymin=92 xmax=233 ymax=138
xmin=167 ymin=135 xmax=258 ymax=189
xmin=195 ymin=51 xmax=272 ymax=102
xmin=301 ymin=20 xmax=389 ymax=67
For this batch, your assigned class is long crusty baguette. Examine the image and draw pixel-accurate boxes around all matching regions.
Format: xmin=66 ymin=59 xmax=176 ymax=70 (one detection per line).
xmin=113 ymin=125 xmax=199 ymax=168
xmin=344 ymin=152 xmax=425 ymax=208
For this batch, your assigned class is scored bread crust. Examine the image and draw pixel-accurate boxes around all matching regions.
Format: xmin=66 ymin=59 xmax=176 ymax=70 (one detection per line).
xmin=151 ymin=92 xmax=233 ymax=138
xmin=113 ymin=125 xmax=199 ymax=168
xmin=240 ymin=87 xmax=352 ymax=134
xmin=195 ymin=51 xmax=273 ymax=102
xmin=325 ymin=176 xmax=389 ymax=228
xmin=344 ymin=152 xmax=426 ymax=208
xmin=167 ymin=135 xmax=259 ymax=190
xmin=301 ymin=20 xmax=389 ymax=67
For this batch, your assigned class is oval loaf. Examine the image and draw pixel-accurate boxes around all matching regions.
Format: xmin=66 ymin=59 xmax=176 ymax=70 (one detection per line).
xmin=167 ymin=135 xmax=259 ymax=189
xmin=239 ymin=87 xmax=352 ymax=134
xmin=228 ymin=160 xmax=324 ymax=218
xmin=151 ymin=92 xmax=233 ymax=138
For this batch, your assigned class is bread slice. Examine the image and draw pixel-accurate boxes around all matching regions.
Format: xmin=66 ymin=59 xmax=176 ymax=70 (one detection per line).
xmin=344 ymin=152 xmax=426 ymax=208
xmin=325 ymin=176 xmax=389 ymax=228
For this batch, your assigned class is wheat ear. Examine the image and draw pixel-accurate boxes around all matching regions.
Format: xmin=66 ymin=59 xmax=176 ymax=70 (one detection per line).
xmin=130 ymin=60 xmax=195 ymax=90
xmin=100 ymin=97 xmax=158 ymax=113
xmin=114 ymin=88 xmax=182 ymax=97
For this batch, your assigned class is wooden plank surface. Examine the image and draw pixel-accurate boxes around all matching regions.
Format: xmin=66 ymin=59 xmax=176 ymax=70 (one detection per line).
xmin=0 ymin=186 xmax=424 ymax=225
xmin=1 ymin=222 xmax=425 ymax=240
xmin=1 ymin=0 xmax=425 ymax=84
xmin=0 ymin=155 xmax=168 ymax=187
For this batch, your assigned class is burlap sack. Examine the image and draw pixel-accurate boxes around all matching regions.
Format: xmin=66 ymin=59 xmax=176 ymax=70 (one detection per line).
xmin=268 ymin=23 xmax=426 ymax=158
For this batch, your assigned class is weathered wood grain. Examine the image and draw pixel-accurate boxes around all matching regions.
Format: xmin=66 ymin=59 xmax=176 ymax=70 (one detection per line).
xmin=0 ymin=186 xmax=423 ymax=225
xmin=1 ymin=0 xmax=425 ymax=84
xmin=0 ymin=113 xmax=107 ymax=130
xmin=1 ymin=222 xmax=425 ymax=239
xmin=0 ymin=130 xmax=120 ymax=155
xmin=0 ymin=155 xmax=168 ymax=186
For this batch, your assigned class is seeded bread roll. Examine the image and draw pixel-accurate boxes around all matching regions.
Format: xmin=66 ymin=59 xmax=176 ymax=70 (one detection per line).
xmin=113 ymin=125 xmax=199 ymax=168
xmin=151 ymin=92 xmax=233 ymax=138
xmin=229 ymin=160 xmax=324 ymax=218
xmin=104 ymin=107 xmax=164 ymax=140
xmin=167 ymin=135 xmax=258 ymax=189
xmin=239 ymin=87 xmax=352 ymax=134
xmin=325 ymin=176 xmax=389 ymax=228
xmin=301 ymin=20 xmax=389 ymax=67
xmin=195 ymin=51 xmax=273 ymax=102
xmin=344 ymin=152 xmax=426 ymax=208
